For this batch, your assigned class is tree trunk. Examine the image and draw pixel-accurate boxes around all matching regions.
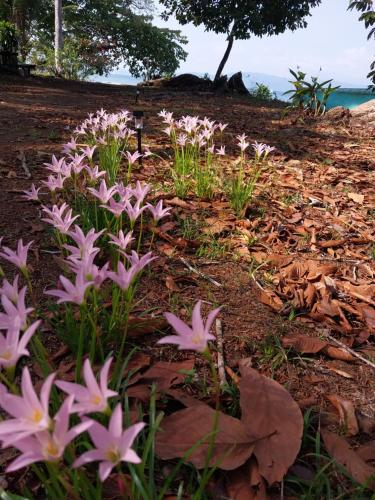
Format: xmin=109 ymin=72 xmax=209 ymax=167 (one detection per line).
xmin=55 ymin=0 xmax=63 ymax=75
xmin=214 ymin=28 xmax=235 ymax=83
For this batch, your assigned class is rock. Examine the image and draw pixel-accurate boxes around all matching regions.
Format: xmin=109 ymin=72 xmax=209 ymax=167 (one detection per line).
xmin=227 ymin=72 xmax=249 ymax=95
xmin=323 ymin=106 xmax=351 ymax=125
xmin=351 ymin=98 xmax=375 ymax=129
xmin=141 ymin=74 xmax=212 ymax=91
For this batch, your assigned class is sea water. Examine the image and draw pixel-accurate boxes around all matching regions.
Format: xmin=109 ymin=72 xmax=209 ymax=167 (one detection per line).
xmin=90 ymin=72 xmax=374 ymax=110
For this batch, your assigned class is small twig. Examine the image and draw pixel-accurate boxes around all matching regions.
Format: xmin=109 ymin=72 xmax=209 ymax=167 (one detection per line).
xmin=179 ymin=257 xmax=222 ymax=287
xmin=17 ymin=150 xmax=31 ymax=178
xmin=322 ymin=332 xmax=375 ymax=370
xmin=215 ymin=319 xmax=226 ymax=387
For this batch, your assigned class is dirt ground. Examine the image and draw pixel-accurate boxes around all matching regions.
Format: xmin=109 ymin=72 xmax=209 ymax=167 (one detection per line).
xmin=0 ymin=74 xmax=374 ymax=497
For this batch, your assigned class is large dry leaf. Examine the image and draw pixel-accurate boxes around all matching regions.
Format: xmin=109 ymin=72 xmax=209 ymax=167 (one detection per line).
xmin=321 ymin=429 xmax=375 ymax=489
xmin=128 ymin=359 xmax=194 ymax=390
xmin=258 ymin=289 xmax=283 ymax=312
xmin=347 ymin=192 xmax=364 ymax=204
xmin=282 ymin=334 xmax=327 ymax=354
xmin=327 ymin=395 xmax=359 ymax=436
xmin=155 ymin=404 xmax=256 ymax=470
xmin=239 ymin=365 xmax=303 ymax=485
xmin=225 ymin=457 xmax=269 ymax=500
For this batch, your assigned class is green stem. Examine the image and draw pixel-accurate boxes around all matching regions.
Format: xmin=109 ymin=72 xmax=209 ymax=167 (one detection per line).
xmin=75 ymin=304 xmax=86 ymax=381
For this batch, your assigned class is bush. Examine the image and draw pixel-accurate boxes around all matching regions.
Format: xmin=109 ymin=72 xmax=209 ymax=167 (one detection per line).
xmin=250 ymin=82 xmax=274 ymax=101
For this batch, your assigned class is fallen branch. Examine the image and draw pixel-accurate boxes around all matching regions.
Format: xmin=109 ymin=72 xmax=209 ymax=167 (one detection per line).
xmin=322 ymin=332 xmax=375 ymax=370
xmin=215 ymin=319 xmax=226 ymax=387
xmin=17 ymin=150 xmax=31 ymax=178
xmin=179 ymin=257 xmax=222 ymax=287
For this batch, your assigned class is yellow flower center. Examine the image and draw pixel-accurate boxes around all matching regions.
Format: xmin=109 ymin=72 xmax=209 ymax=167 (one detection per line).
xmin=30 ymin=409 xmax=43 ymax=423
xmin=105 ymin=446 xmax=120 ymax=463
xmin=90 ymin=394 xmax=102 ymax=406
xmin=45 ymin=440 xmax=60 ymax=459
xmin=191 ymin=334 xmax=202 ymax=345
xmin=0 ymin=350 xmax=12 ymax=361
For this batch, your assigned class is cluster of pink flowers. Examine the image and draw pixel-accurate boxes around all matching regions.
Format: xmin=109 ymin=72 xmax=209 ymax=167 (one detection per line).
xmin=0 ymin=360 xmax=144 ymax=480
xmin=159 ymin=109 xmax=227 ymax=156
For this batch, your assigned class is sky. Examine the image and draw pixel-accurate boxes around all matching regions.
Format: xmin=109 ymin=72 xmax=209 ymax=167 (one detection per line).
xmin=145 ymin=0 xmax=373 ymax=86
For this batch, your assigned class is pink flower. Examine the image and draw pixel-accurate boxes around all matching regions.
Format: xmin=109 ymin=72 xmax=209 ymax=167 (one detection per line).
xmin=108 ymin=230 xmax=134 ymax=252
xmin=0 ymin=275 xmax=20 ymax=304
xmin=45 ymin=272 xmax=93 ymax=305
xmin=146 ymin=200 xmax=172 ymax=222
xmin=88 ymin=179 xmax=117 ymax=204
xmin=43 ymin=174 xmax=67 ymax=193
xmin=73 ymin=404 xmax=145 ymax=482
xmin=216 ymin=146 xmax=226 ymax=156
xmin=81 ymin=145 xmax=97 ymax=160
xmin=65 ymin=226 xmax=104 ymax=259
xmin=129 ymin=181 xmax=150 ymax=203
xmin=56 ymin=358 xmax=117 ymax=414
xmin=67 ymin=254 xmax=109 ymax=290
xmin=237 ymin=134 xmax=249 ymax=153
xmin=125 ymin=250 xmax=157 ymax=274
xmin=85 ymin=166 xmax=106 ymax=182
xmin=107 ymin=261 xmax=139 ymax=291
xmin=62 ymin=138 xmax=78 ymax=155
xmin=0 ymin=239 xmax=33 ymax=272
xmin=218 ymin=123 xmax=228 ymax=133
xmin=102 ymin=198 xmax=126 ymax=218
xmin=22 ymin=184 xmax=41 ymax=202
xmin=0 ymin=367 xmax=54 ymax=445
xmin=0 ymin=320 xmax=40 ymax=369
xmin=6 ymin=396 xmax=93 ymax=472
xmin=0 ymin=287 xmax=33 ymax=331
xmin=124 ymin=199 xmax=147 ymax=224
xmin=125 ymin=151 xmax=142 ymax=165
xmin=42 ymin=203 xmax=79 ymax=235
xmin=44 ymin=155 xmax=67 ymax=174
xmin=158 ymin=300 xmax=221 ymax=352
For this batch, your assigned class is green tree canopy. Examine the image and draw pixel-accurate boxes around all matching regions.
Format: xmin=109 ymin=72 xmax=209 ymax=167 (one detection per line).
xmin=0 ymin=0 xmax=188 ymax=79
xmin=349 ymin=0 xmax=375 ymax=88
xmin=159 ymin=0 xmax=321 ymax=81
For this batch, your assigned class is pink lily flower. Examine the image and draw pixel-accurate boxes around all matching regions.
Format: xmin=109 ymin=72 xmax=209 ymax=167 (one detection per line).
xmin=108 ymin=230 xmax=134 ymax=252
xmin=62 ymin=138 xmax=78 ymax=155
xmin=125 ymin=250 xmax=157 ymax=274
xmin=56 ymin=358 xmax=117 ymax=414
xmin=102 ymin=198 xmax=126 ymax=218
xmin=0 ymin=287 xmax=33 ymax=331
xmin=129 ymin=181 xmax=151 ymax=204
xmin=45 ymin=271 xmax=93 ymax=305
xmin=158 ymin=300 xmax=221 ymax=352
xmin=237 ymin=134 xmax=249 ymax=153
xmin=216 ymin=146 xmax=226 ymax=156
xmin=146 ymin=200 xmax=172 ymax=222
xmin=0 ymin=239 xmax=33 ymax=272
xmin=0 ymin=275 xmax=20 ymax=304
xmin=6 ymin=396 xmax=93 ymax=472
xmin=124 ymin=199 xmax=148 ymax=224
xmin=81 ymin=145 xmax=97 ymax=161
xmin=218 ymin=123 xmax=228 ymax=133
xmin=42 ymin=174 xmax=66 ymax=193
xmin=85 ymin=166 xmax=107 ymax=182
xmin=42 ymin=203 xmax=79 ymax=235
xmin=69 ymin=153 xmax=87 ymax=175
xmin=107 ymin=261 xmax=139 ymax=291
xmin=88 ymin=179 xmax=117 ymax=204
xmin=67 ymin=254 xmax=108 ymax=290
xmin=43 ymin=155 xmax=67 ymax=174
xmin=252 ymin=141 xmax=266 ymax=158
xmin=125 ymin=151 xmax=142 ymax=165
xmin=114 ymin=182 xmax=132 ymax=199
xmin=0 ymin=367 xmax=54 ymax=445
xmin=22 ymin=184 xmax=41 ymax=202
xmin=65 ymin=226 xmax=104 ymax=259
xmin=0 ymin=320 xmax=40 ymax=369
xmin=73 ymin=404 xmax=145 ymax=482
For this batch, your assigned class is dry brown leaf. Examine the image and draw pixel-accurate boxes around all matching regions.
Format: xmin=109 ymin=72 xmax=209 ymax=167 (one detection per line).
xmin=258 ymin=289 xmax=283 ymax=312
xmin=324 ymin=346 xmax=355 ymax=362
xmin=155 ymin=404 xmax=256 ymax=470
xmin=225 ymin=457 xmax=269 ymax=500
xmin=327 ymin=395 xmax=359 ymax=436
xmin=348 ymin=192 xmax=364 ymax=204
xmin=328 ymin=367 xmax=353 ymax=379
xmin=282 ymin=334 xmax=327 ymax=354
xmin=165 ymin=275 xmax=180 ymax=291
xmin=239 ymin=365 xmax=303 ymax=485
xmin=321 ymin=429 xmax=375 ymax=489
xmin=127 ymin=315 xmax=168 ymax=338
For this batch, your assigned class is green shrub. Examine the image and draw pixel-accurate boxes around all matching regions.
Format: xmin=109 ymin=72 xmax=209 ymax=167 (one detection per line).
xmin=250 ymin=82 xmax=274 ymax=101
